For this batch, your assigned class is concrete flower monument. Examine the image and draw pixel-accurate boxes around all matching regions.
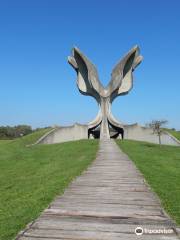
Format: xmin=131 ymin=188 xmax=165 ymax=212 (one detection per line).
xmin=68 ymin=46 xmax=143 ymax=139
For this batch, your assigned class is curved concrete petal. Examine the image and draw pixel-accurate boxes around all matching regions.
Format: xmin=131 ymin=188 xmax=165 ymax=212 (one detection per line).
xmin=88 ymin=108 xmax=102 ymax=130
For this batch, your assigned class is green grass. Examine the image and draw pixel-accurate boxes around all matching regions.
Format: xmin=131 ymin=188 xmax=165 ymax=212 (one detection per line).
xmin=0 ymin=130 xmax=99 ymax=240
xmin=0 ymin=140 xmax=13 ymax=145
xmin=165 ymin=129 xmax=180 ymax=141
xmin=116 ymin=140 xmax=180 ymax=225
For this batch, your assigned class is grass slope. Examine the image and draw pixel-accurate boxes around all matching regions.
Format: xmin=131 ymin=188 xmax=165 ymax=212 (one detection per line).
xmin=0 ymin=130 xmax=98 ymax=240
xmin=116 ymin=140 xmax=180 ymax=225
xmin=165 ymin=129 xmax=180 ymax=141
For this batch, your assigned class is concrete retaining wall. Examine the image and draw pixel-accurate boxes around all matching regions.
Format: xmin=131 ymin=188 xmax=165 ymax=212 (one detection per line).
xmin=37 ymin=124 xmax=88 ymax=144
xmin=124 ymin=124 xmax=180 ymax=146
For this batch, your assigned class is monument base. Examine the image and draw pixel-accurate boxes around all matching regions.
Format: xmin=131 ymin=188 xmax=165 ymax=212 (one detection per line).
xmin=36 ymin=123 xmax=180 ymax=146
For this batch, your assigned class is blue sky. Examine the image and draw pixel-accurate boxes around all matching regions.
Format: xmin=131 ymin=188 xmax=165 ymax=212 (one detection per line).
xmin=0 ymin=0 xmax=180 ymax=129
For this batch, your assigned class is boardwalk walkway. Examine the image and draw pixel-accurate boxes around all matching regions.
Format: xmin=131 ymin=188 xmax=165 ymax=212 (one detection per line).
xmin=17 ymin=140 xmax=179 ymax=240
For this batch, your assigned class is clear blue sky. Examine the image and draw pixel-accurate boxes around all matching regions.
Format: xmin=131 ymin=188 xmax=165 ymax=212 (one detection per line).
xmin=0 ymin=0 xmax=180 ymax=129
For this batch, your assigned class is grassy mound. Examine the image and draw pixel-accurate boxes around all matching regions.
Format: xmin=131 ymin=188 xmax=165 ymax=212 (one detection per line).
xmin=0 ymin=130 xmax=98 ymax=240
xmin=116 ymin=139 xmax=180 ymax=225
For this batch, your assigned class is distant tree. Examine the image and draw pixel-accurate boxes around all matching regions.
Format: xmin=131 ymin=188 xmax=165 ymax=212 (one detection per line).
xmin=6 ymin=126 xmax=16 ymax=138
xmin=147 ymin=120 xmax=168 ymax=145
xmin=14 ymin=125 xmax=32 ymax=137
xmin=0 ymin=126 xmax=8 ymax=139
xmin=0 ymin=125 xmax=32 ymax=139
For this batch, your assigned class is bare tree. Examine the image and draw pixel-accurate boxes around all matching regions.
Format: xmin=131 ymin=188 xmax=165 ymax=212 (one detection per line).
xmin=147 ymin=120 xmax=168 ymax=145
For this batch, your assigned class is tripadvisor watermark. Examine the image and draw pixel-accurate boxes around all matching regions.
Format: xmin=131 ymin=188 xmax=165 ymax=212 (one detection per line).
xmin=135 ymin=226 xmax=174 ymax=236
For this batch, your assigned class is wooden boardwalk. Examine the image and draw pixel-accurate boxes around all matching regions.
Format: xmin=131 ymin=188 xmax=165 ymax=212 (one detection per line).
xmin=17 ymin=140 xmax=179 ymax=240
